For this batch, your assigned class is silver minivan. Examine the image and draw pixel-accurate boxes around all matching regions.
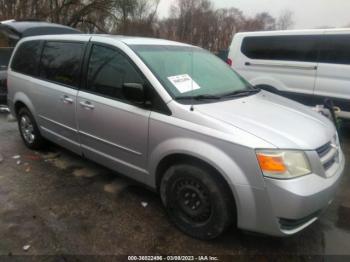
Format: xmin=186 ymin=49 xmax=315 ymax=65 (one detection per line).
xmin=7 ymin=35 xmax=345 ymax=240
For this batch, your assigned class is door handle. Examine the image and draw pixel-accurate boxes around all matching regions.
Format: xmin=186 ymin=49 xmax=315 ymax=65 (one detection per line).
xmin=62 ymin=95 xmax=74 ymax=104
xmin=80 ymin=101 xmax=95 ymax=110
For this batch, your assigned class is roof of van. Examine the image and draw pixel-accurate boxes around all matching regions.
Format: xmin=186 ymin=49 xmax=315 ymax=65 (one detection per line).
xmin=235 ymin=28 xmax=350 ymax=37
xmin=21 ymin=34 xmax=192 ymax=47
xmin=103 ymin=35 xmax=191 ymax=46
xmin=0 ymin=20 xmax=80 ymax=37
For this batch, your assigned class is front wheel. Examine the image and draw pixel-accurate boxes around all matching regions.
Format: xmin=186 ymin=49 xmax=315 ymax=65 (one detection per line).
xmin=17 ymin=107 xmax=46 ymax=150
xmin=160 ymin=163 xmax=234 ymax=240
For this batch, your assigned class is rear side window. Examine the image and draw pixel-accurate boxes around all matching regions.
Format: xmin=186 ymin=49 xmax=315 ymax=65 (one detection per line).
xmin=319 ymin=35 xmax=350 ymax=65
xmin=241 ymin=35 xmax=320 ymax=62
xmin=85 ymin=44 xmax=144 ymax=100
xmin=11 ymin=41 xmax=42 ymax=76
xmin=39 ymin=41 xmax=84 ymax=87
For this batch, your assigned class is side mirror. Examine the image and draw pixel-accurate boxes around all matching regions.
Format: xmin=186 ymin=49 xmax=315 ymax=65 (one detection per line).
xmin=122 ymin=83 xmax=146 ymax=104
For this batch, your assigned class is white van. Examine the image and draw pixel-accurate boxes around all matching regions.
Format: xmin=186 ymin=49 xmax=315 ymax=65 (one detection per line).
xmin=228 ymin=29 xmax=350 ymax=119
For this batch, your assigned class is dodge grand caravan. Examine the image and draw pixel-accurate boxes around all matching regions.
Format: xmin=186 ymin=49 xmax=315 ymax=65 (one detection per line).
xmin=229 ymin=29 xmax=350 ymax=119
xmin=7 ymin=35 xmax=345 ymax=240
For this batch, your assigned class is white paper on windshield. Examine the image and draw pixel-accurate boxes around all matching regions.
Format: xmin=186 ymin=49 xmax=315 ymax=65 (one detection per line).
xmin=168 ymin=74 xmax=201 ymax=94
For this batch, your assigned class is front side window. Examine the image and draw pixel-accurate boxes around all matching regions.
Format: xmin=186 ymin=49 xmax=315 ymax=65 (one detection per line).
xmin=131 ymin=45 xmax=252 ymax=102
xmin=11 ymin=41 xmax=41 ymax=75
xmin=39 ymin=41 xmax=84 ymax=87
xmin=86 ymin=44 xmax=144 ymax=100
xmin=241 ymin=35 xmax=320 ymax=63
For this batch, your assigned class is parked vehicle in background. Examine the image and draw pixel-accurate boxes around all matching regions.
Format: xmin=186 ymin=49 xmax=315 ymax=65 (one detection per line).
xmin=0 ymin=20 xmax=80 ymax=104
xmin=228 ymin=29 xmax=350 ymax=120
xmin=216 ymin=49 xmax=229 ymax=63
xmin=0 ymin=48 xmax=12 ymax=103
xmin=8 ymin=35 xmax=345 ymax=240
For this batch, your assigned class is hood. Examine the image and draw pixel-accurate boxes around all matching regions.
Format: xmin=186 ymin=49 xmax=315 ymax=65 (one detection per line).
xmin=195 ymin=91 xmax=336 ymax=150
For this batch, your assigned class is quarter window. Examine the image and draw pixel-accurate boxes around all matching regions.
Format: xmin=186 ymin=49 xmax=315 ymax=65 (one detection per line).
xmin=86 ymin=44 xmax=144 ymax=100
xmin=39 ymin=41 xmax=84 ymax=87
xmin=11 ymin=41 xmax=42 ymax=76
xmin=241 ymin=35 xmax=320 ymax=62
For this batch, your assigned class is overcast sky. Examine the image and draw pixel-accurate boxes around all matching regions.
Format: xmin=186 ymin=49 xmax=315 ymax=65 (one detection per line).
xmin=158 ymin=0 xmax=350 ymax=29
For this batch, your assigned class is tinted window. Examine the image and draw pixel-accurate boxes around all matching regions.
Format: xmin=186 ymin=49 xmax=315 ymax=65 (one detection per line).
xmin=0 ymin=48 xmax=13 ymax=68
xmin=11 ymin=41 xmax=41 ymax=75
xmin=86 ymin=45 xmax=144 ymax=100
xmin=242 ymin=35 xmax=320 ymax=62
xmin=40 ymin=41 xmax=84 ymax=87
xmin=319 ymin=35 xmax=350 ymax=65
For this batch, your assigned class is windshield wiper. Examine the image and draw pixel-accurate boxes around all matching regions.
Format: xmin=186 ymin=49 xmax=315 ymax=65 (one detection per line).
xmin=175 ymin=88 xmax=260 ymax=101
xmin=219 ymin=88 xmax=260 ymax=98
xmin=175 ymin=94 xmax=221 ymax=101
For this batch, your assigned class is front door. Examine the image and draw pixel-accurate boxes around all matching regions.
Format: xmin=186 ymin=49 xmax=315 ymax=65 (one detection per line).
xmin=77 ymin=43 xmax=150 ymax=182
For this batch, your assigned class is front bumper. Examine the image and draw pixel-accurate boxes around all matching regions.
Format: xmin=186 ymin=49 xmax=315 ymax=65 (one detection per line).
xmin=235 ymin=149 xmax=345 ymax=236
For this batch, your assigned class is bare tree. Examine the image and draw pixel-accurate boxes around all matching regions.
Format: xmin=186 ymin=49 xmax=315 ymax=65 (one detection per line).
xmin=127 ymin=0 xmax=160 ymax=36
xmin=276 ymin=10 xmax=294 ymax=30
xmin=214 ymin=7 xmax=245 ymax=51
xmin=0 ymin=0 xmax=114 ymax=32
xmin=251 ymin=12 xmax=276 ymax=31
xmin=0 ymin=0 xmax=287 ymax=52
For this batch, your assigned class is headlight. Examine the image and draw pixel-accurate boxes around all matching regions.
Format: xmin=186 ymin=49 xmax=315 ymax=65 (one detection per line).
xmin=256 ymin=150 xmax=311 ymax=179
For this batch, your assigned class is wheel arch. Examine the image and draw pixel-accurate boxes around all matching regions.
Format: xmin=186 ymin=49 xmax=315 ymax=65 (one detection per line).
xmin=155 ymin=153 xmax=237 ymax=224
xmin=13 ymin=92 xmax=36 ymax=118
xmin=249 ymin=76 xmax=288 ymax=93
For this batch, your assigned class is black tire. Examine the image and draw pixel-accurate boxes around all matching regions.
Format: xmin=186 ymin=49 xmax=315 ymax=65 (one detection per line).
xmin=17 ymin=107 xmax=46 ymax=150
xmin=160 ymin=163 xmax=234 ymax=240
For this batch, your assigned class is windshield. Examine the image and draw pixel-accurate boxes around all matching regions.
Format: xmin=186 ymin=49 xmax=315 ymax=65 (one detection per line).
xmin=131 ymin=45 xmax=254 ymax=102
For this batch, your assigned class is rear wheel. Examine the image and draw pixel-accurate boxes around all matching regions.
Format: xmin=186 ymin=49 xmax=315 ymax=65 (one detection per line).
xmin=17 ymin=107 xmax=45 ymax=150
xmin=160 ymin=163 xmax=234 ymax=240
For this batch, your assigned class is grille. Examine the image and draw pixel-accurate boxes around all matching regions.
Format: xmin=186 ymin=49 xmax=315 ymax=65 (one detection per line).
xmin=316 ymin=141 xmax=338 ymax=172
xmin=316 ymin=142 xmax=332 ymax=158
xmin=324 ymin=158 xmax=336 ymax=170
